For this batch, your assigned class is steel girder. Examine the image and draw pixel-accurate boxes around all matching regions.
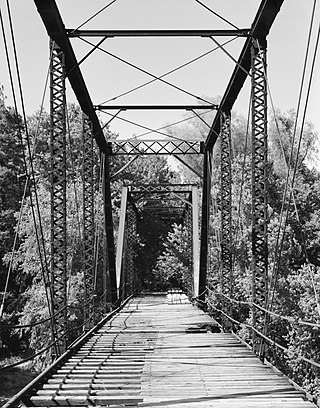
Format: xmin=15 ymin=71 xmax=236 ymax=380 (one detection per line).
xmin=116 ymin=187 xmax=128 ymax=299
xmin=101 ymin=152 xmax=117 ymax=305
xmin=82 ymin=114 xmax=95 ymax=329
xmin=116 ymin=187 xmax=139 ymax=299
xmin=96 ymin=105 xmax=218 ymax=110
xmin=34 ymin=0 xmax=118 ymax=305
xmin=251 ymin=38 xmax=268 ymax=356
xmin=192 ymin=187 xmax=200 ymax=298
xmin=34 ymin=1 xmax=107 ymax=151
xmin=67 ymin=29 xmax=250 ymax=38
xmin=220 ymin=113 xmax=233 ymax=301
xmin=204 ymin=0 xmax=284 ymax=150
xmin=184 ymin=197 xmax=193 ymax=296
xmin=198 ymin=148 xmax=213 ymax=301
xmin=125 ymin=206 xmax=138 ymax=295
xmin=50 ymin=41 xmax=67 ymax=354
xmin=108 ymin=140 xmax=203 ymax=155
xmin=130 ymin=184 xmax=196 ymax=195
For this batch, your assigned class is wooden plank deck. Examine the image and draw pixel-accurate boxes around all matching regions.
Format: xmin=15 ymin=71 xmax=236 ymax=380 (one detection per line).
xmin=29 ymin=295 xmax=314 ymax=408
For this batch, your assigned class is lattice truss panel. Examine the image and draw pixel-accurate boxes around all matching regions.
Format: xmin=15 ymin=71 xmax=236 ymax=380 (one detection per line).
xmin=122 ymin=205 xmax=139 ymax=296
xmin=82 ymin=114 xmax=95 ymax=327
xmin=220 ymin=113 xmax=233 ymax=298
xmin=184 ymin=198 xmax=194 ymax=295
xmin=50 ymin=41 xmax=67 ymax=352
xmin=251 ymin=38 xmax=268 ymax=331
xmin=109 ymin=140 xmax=203 ymax=155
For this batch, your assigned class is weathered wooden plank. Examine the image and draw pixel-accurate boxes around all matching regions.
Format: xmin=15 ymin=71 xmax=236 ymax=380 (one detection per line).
xmin=23 ymin=295 xmax=314 ymax=408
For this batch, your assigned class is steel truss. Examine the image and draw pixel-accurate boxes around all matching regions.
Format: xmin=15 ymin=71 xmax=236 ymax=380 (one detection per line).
xmin=184 ymin=198 xmax=193 ymax=296
xmin=183 ymin=188 xmax=200 ymax=297
xmin=198 ymin=148 xmax=213 ymax=301
xmin=108 ymin=140 xmax=203 ymax=155
xmin=220 ymin=113 xmax=233 ymax=305
xmin=82 ymin=114 xmax=95 ymax=329
xmin=251 ymin=37 xmax=268 ymax=355
xmin=116 ymin=187 xmax=139 ymax=299
xmin=130 ymin=184 xmax=196 ymax=195
xmin=67 ymin=29 xmax=250 ymax=38
xmin=50 ymin=40 xmax=67 ymax=354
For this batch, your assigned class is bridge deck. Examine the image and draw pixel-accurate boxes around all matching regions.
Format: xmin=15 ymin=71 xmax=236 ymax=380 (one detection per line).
xmin=28 ymin=295 xmax=313 ymax=408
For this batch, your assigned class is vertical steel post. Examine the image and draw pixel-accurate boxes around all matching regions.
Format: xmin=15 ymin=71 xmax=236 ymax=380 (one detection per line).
xmin=50 ymin=40 xmax=67 ymax=355
xmin=184 ymin=198 xmax=193 ymax=295
xmin=220 ymin=112 xmax=233 ymax=305
xmin=102 ymin=151 xmax=118 ymax=306
xmin=125 ymin=205 xmax=137 ymax=295
xmin=198 ymin=148 xmax=213 ymax=301
xmin=82 ymin=114 xmax=95 ymax=329
xmin=116 ymin=186 xmax=128 ymax=298
xmin=251 ymin=37 xmax=268 ymax=356
xmin=192 ymin=186 xmax=200 ymax=297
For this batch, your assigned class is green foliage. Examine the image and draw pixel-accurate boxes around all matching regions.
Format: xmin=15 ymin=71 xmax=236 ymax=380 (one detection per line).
xmin=152 ymin=224 xmax=192 ymax=293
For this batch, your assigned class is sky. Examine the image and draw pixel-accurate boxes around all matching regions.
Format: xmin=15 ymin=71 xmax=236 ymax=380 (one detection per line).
xmin=0 ymin=0 xmax=319 ymax=152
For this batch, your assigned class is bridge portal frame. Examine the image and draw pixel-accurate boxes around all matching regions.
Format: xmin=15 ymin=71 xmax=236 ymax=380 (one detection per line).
xmin=36 ymin=0 xmax=284 ymax=345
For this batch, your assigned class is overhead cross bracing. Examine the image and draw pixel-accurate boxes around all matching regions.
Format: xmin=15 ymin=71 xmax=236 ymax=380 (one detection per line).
xmin=33 ymin=0 xmax=283 ymax=146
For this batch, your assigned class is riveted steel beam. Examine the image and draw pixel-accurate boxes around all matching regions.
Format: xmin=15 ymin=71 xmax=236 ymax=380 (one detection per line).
xmin=198 ymin=148 xmax=213 ymax=301
xmin=205 ymin=0 xmax=284 ymax=150
xmin=50 ymin=40 xmax=67 ymax=355
xmin=34 ymin=0 xmax=118 ymax=307
xmin=67 ymin=29 xmax=250 ymax=38
xmin=192 ymin=187 xmax=200 ymax=297
xmin=251 ymin=37 xmax=268 ymax=357
xmin=34 ymin=1 xmax=107 ymax=151
xmin=95 ymin=105 xmax=218 ymax=111
xmin=82 ymin=114 xmax=95 ymax=329
xmin=109 ymin=140 xmax=203 ymax=155
xmin=220 ymin=112 xmax=233 ymax=323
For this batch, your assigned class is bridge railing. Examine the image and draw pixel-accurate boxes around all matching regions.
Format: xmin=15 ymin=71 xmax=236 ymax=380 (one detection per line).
xmin=206 ymin=285 xmax=320 ymax=401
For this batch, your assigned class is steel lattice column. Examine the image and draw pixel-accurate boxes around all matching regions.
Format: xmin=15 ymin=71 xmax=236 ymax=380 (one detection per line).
xmin=251 ymin=37 xmax=268 ymax=355
xmin=82 ymin=114 xmax=95 ymax=329
xmin=192 ymin=187 xmax=200 ymax=297
xmin=220 ymin=112 xmax=233 ymax=301
xmin=50 ymin=40 xmax=67 ymax=354
xmin=125 ymin=205 xmax=138 ymax=296
xmin=184 ymin=199 xmax=193 ymax=295
xmin=102 ymin=152 xmax=118 ymax=306
xmin=198 ymin=148 xmax=213 ymax=301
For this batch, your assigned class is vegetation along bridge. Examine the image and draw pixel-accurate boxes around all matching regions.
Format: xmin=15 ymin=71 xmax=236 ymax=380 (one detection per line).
xmin=0 ymin=0 xmax=320 ymax=407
